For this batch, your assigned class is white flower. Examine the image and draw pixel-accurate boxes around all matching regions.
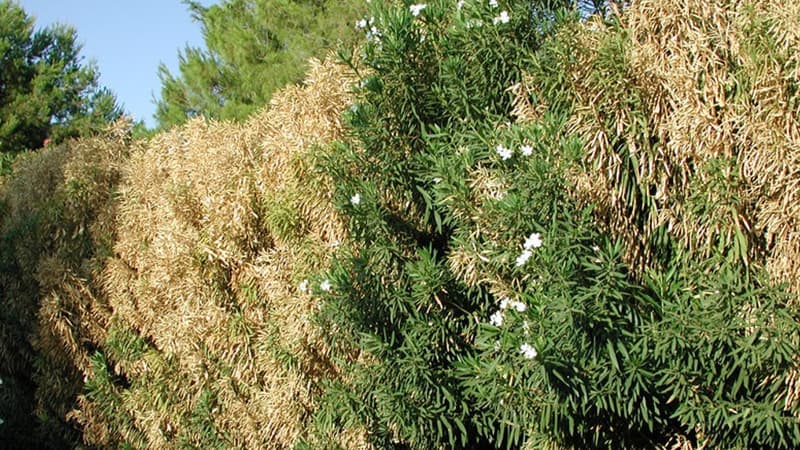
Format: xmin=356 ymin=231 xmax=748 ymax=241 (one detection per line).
xmin=356 ymin=18 xmax=368 ymax=28
xmin=511 ymin=300 xmax=527 ymax=312
xmin=299 ymin=279 xmax=309 ymax=293
xmin=489 ymin=310 xmax=504 ymax=327
xmin=520 ymin=342 xmax=538 ymax=359
xmin=496 ymin=144 xmax=512 ymax=160
xmin=433 ymin=177 xmax=442 ymax=184
xmin=457 ymin=0 xmax=466 ymax=9
xmin=520 ymin=144 xmax=533 ymax=156
xmin=489 ymin=0 xmax=498 ymax=8
xmin=515 ymin=249 xmax=532 ymax=267
xmin=592 ymin=245 xmax=600 ymax=252
xmin=351 ymin=193 xmax=361 ymax=205
xmin=499 ymin=297 xmax=511 ymax=309
xmin=367 ymin=26 xmax=382 ymax=43
xmin=410 ymin=3 xmax=427 ymax=16
xmin=493 ymin=10 xmax=510 ymax=25
xmin=320 ymin=280 xmax=332 ymax=292
xmin=524 ymin=232 xmax=542 ymax=250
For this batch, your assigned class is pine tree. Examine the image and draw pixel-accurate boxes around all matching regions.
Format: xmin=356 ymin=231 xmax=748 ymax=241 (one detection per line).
xmin=0 ymin=0 xmax=122 ymax=167
xmin=155 ymin=0 xmax=367 ymax=128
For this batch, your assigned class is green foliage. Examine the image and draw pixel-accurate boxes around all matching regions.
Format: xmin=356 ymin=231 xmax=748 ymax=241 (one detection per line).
xmin=311 ymin=0 xmax=800 ymax=449
xmin=83 ymin=352 xmax=139 ymax=444
xmin=155 ymin=0 xmax=367 ymax=128
xmin=0 ymin=1 xmax=123 ymax=156
xmin=312 ymin=1 xmax=593 ymax=448
xmin=0 ymin=1 xmax=797 ymax=448
xmin=179 ymin=389 xmax=231 ymax=449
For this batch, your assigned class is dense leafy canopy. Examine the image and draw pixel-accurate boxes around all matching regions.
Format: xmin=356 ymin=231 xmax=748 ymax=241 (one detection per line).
xmin=0 ymin=0 xmax=121 ymax=165
xmin=155 ymin=0 xmax=366 ymax=128
xmin=1 ymin=0 xmax=799 ymax=448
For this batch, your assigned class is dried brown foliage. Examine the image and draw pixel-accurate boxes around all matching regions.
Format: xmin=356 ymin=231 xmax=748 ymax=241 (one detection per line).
xmin=0 ymin=122 xmax=133 ymax=444
xmin=512 ymin=0 xmax=800 ymax=430
xmin=71 ymin=58 xmax=368 ymax=448
xmin=515 ymin=0 xmax=800 ymax=293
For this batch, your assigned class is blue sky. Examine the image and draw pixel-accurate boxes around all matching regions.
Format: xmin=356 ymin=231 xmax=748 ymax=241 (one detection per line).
xmin=19 ymin=0 xmax=218 ymax=128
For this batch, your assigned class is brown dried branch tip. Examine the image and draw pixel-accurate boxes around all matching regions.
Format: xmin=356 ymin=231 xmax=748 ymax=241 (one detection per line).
xmin=0 ymin=123 xmax=132 ymax=442
xmin=514 ymin=0 xmax=800 ymax=292
xmin=68 ymin=58 xmax=370 ymax=448
xmin=513 ymin=0 xmax=800 ymax=437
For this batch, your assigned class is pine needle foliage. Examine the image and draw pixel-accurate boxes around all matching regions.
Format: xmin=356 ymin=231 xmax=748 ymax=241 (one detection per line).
xmin=155 ymin=0 xmax=367 ymax=128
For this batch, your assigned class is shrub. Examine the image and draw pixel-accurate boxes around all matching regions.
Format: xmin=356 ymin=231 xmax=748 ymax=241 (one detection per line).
xmin=0 ymin=121 xmax=133 ymax=448
xmin=310 ymin=0 xmax=800 ymax=448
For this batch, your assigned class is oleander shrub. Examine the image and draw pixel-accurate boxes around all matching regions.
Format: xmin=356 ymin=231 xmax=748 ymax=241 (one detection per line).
xmin=1 ymin=1 xmax=798 ymax=448
xmin=0 ymin=122 xmax=133 ymax=448
xmin=69 ymin=58 xmax=368 ymax=449
xmin=308 ymin=0 xmax=800 ymax=449
xmin=0 ymin=59 xmax=366 ymax=449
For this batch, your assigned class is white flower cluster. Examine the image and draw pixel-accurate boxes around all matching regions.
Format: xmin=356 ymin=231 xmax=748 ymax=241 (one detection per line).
xmin=410 ymin=3 xmax=427 ymax=16
xmin=299 ymin=279 xmax=309 ymax=293
xmin=488 ymin=298 xmax=538 ymax=359
xmin=496 ymin=144 xmax=512 ymax=160
xmin=320 ymin=279 xmax=332 ymax=292
xmin=499 ymin=296 xmax=527 ymax=312
xmin=367 ymin=26 xmax=382 ymax=43
xmin=493 ymin=10 xmax=510 ymax=24
xmin=489 ymin=296 xmax=527 ymax=327
xmin=355 ymin=17 xmax=370 ymax=29
xmin=516 ymin=232 xmax=543 ymax=267
xmin=519 ymin=342 xmax=538 ymax=359
xmin=356 ymin=16 xmax=382 ymax=43
xmin=489 ymin=0 xmax=498 ymax=7
xmin=457 ymin=0 xmax=466 ymax=10
xmin=496 ymin=143 xmax=533 ymax=160
xmin=351 ymin=193 xmax=361 ymax=205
